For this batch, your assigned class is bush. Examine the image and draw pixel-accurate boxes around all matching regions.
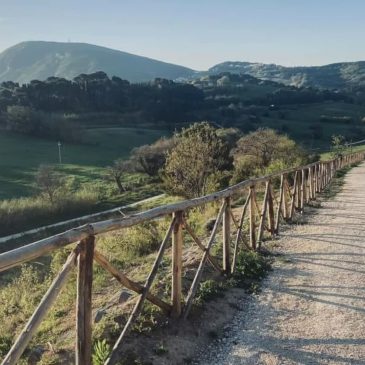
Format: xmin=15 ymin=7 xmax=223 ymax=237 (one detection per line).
xmin=231 ymin=128 xmax=307 ymax=183
xmin=195 ymin=280 xmax=225 ymax=305
xmin=233 ymin=251 xmax=271 ymax=284
xmin=163 ymin=122 xmax=233 ymax=198
xmin=5 ymin=106 xmax=82 ymax=142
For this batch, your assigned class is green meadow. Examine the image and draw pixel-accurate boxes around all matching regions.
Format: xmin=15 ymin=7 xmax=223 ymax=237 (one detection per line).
xmin=0 ymin=127 xmax=168 ymax=200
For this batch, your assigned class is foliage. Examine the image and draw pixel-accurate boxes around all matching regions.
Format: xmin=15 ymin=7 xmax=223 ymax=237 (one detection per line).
xmin=231 ymin=128 xmax=307 ymax=183
xmin=106 ymin=159 xmax=134 ymax=193
xmin=0 ymin=73 xmax=204 ymax=125
xmin=331 ymin=134 xmax=347 ymax=158
xmin=163 ymin=122 xmax=233 ymax=198
xmin=195 ymin=280 xmax=225 ymax=305
xmin=0 ymin=335 xmax=12 ymax=358
xmin=92 ymin=339 xmax=111 ymax=365
xmin=96 ymin=220 xmax=165 ymax=268
xmin=36 ymin=164 xmax=64 ymax=203
xmin=4 ymin=106 xmax=81 ymax=142
xmin=233 ymin=251 xmax=271 ymax=284
xmin=130 ymin=137 xmax=175 ymax=176
xmin=154 ymin=342 xmax=168 ymax=356
xmin=0 ymin=187 xmax=99 ymax=238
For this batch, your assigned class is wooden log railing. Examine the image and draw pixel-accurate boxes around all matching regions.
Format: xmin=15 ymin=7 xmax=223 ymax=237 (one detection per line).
xmin=0 ymin=152 xmax=364 ymax=365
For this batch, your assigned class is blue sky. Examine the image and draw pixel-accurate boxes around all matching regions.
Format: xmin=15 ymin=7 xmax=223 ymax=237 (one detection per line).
xmin=0 ymin=0 xmax=364 ymax=70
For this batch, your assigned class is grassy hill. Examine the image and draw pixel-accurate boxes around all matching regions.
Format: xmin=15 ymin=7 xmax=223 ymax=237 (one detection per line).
xmin=2 ymin=41 xmax=365 ymax=90
xmin=0 ymin=41 xmax=195 ymax=83
xmin=0 ymin=127 xmax=168 ymax=200
xmin=208 ymin=61 xmax=365 ymax=89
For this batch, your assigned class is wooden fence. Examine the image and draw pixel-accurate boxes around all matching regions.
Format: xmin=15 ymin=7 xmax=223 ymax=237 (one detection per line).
xmin=0 ymin=152 xmax=364 ymax=365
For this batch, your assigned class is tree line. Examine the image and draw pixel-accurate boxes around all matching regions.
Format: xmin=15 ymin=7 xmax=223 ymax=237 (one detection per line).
xmin=0 ymin=71 xmax=352 ymax=142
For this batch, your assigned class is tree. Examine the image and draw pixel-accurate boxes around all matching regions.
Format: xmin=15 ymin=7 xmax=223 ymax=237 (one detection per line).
xmin=6 ymin=106 xmax=42 ymax=135
xmin=131 ymin=137 xmax=175 ymax=176
xmin=163 ymin=122 xmax=232 ymax=199
xmin=331 ymin=134 xmax=346 ymax=158
xmin=232 ymin=128 xmax=306 ymax=182
xmin=106 ymin=159 xmax=133 ymax=193
xmin=35 ymin=165 xmax=63 ymax=203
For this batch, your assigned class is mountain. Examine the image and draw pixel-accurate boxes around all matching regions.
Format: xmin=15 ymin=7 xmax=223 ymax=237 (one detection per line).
xmin=208 ymin=61 xmax=365 ymax=90
xmin=0 ymin=41 xmax=195 ymax=83
xmin=1 ymin=41 xmax=365 ymax=90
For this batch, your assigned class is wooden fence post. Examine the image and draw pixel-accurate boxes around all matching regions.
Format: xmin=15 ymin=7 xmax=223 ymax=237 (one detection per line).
xmin=300 ymin=169 xmax=305 ymax=212
xmin=257 ymin=181 xmax=269 ymax=245
xmin=275 ymin=174 xmax=284 ymax=233
xmin=267 ymin=183 xmax=275 ymax=236
xmin=76 ymin=235 xmax=95 ymax=365
xmin=249 ymin=185 xmax=256 ymax=249
xmin=171 ymin=211 xmax=183 ymax=318
xmin=308 ymin=167 xmax=313 ymax=200
xmin=289 ymin=171 xmax=298 ymax=219
xmin=223 ymin=197 xmax=231 ymax=274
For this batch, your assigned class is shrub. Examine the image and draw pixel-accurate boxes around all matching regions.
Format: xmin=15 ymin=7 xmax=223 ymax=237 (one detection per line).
xmin=195 ymin=280 xmax=224 ymax=305
xmin=163 ymin=122 xmax=233 ymax=198
xmin=233 ymin=251 xmax=271 ymax=284
xmin=232 ymin=128 xmax=307 ymax=183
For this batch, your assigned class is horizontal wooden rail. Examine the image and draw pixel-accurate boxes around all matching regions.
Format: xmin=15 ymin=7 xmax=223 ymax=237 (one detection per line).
xmin=0 ymin=151 xmax=364 ymax=365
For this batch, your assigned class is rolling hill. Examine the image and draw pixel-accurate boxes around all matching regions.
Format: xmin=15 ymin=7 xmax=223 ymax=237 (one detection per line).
xmin=1 ymin=41 xmax=365 ymax=90
xmin=208 ymin=61 xmax=365 ymax=89
xmin=0 ymin=41 xmax=195 ymax=83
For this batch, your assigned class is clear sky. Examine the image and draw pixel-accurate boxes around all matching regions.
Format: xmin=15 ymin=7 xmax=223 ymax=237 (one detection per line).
xmin=0 ymin=0 xmax=364 ymax=70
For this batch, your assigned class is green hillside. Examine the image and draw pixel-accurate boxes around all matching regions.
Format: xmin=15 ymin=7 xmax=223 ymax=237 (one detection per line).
xmin=208 ymin=61 xmax=365 ymax=89
xmin=0 ymin=127 xmax=168 ymax=199
xmin=0 ymin=41 xmax=194 ymax=83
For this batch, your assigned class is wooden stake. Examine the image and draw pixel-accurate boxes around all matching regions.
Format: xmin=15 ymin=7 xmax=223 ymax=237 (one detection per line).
xmin=249 ymin=185 xmax=257 ymax=249
xmin=289 ymin=171 xmax=298 ymax=219
xmin=223 ymin=197 xmax=231 ymax=274
xmin=183 ymin=220 xmax=223 ymax=274
xmin=2 ymin=249 xmax=78 ymax=365
xmin=300 ymin=169 xmax=305 ymax=212
xmin=171 ymin=211 xmax=183 ymax=318
xmin=106 ymin=217 xmax=176 ymax=365
xmin=94 ymin=251 xmax=171 ymax=314
xmin=275 ymin=175 xmax=284 ymax=233
xmin=267 ymin=183 xmax=275 ymax=236
xmin=231 ymin=191 xmax=251 ymax=273
xmin=183 ymin=201 xmax=227 ymax=319
xmin=257 ymin=181 xmax=270 ymax=245
xmin=76 ymin=236 xmax=95 ymax=365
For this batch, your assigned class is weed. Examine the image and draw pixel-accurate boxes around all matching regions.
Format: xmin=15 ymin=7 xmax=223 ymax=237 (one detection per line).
xmin=195 ymin=280 xmax=225 ymax=306
xmin=92 ymin=339 xmax=111 ymax=365
xmin=232 ymin=251 xmax=271 ymax=292
xmin=154 ymin=341 xmax=168 ymax=356
xmin=0 ymin=335 xmax=12 ymax=358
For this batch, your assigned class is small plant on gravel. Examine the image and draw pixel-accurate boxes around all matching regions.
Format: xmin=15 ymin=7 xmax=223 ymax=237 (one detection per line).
xmin=132 ymin=302 xmax=161 ymax=334
xmin=195 ymin=279 xmax=225 ymax=305
xmin=154 ymin=341 xmax=168 ymax=356
xmin=232 ymin=251 xmax=271 ymax=289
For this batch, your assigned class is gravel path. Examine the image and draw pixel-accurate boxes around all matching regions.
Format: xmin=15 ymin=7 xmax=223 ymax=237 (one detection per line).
xmin=198 ymin=162 xmax=365 ymax=365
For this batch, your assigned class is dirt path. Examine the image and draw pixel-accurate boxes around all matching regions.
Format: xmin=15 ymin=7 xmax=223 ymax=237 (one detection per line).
xmin=198 ymin=162 xmax=365 ymax=365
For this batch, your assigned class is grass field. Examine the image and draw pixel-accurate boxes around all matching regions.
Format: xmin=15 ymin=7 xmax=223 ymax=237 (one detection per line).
xmin=261 ymin=101 xmax=365 ymax=149
xmin=0 ymin=127 xmax=169 ymax=199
